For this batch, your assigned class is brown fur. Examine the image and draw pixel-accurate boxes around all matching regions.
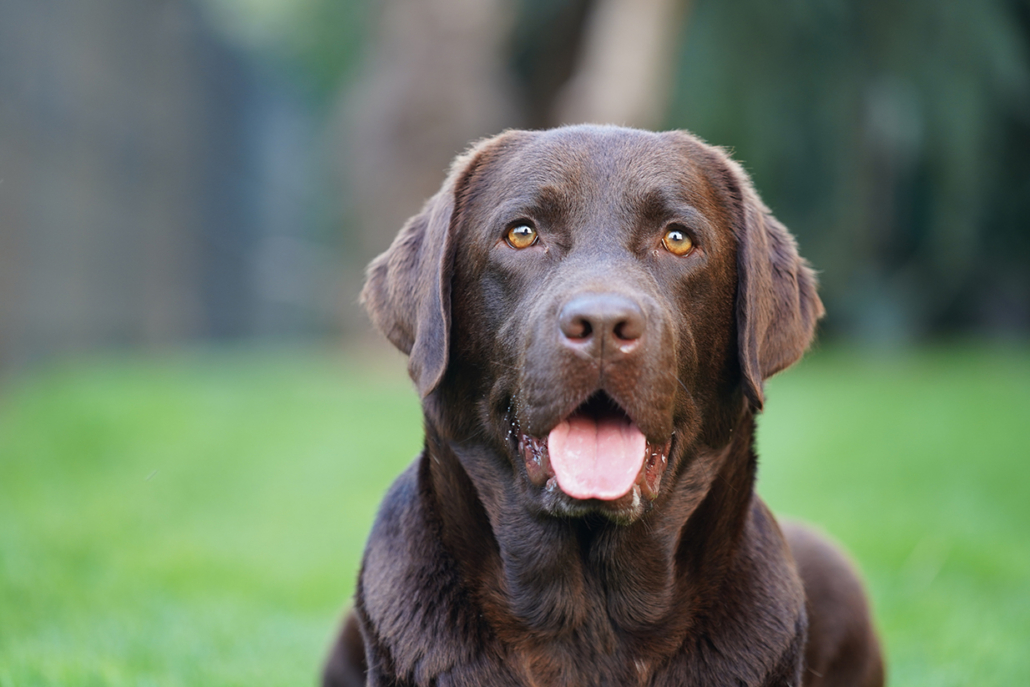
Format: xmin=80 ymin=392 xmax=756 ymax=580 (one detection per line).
xmin=323 ymin=125 xmax=883 ymax=687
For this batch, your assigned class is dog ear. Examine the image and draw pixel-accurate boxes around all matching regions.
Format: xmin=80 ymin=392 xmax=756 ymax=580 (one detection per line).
xmin=360 ymin=142 xmax=490 ymax=398
xmin=729 ymin=162 xmax=825 ymax=411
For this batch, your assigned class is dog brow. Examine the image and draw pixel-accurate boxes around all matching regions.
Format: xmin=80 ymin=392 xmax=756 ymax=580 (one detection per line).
xmin=535 ymin=184 xmax=577 ymax=218
xmin=634 ymin=188 xmax=714 ymax=238
xmin=637 ymin=188 xmax=674 ymax=224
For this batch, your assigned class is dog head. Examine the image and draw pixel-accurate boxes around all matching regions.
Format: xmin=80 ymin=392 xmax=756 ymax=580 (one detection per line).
xmin=363 ymin=125 xmax=822 ymax=523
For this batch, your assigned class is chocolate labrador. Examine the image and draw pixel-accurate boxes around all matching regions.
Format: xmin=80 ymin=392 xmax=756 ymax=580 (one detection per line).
xmin=323 ymin=125 xmax=883 ymax=687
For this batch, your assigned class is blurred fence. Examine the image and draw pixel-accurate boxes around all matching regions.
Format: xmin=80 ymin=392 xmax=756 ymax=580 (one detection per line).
xmin=0 ymin=0 xmax=334 ymax=372
xmin=1 ymin=0 xmax=1027 ymax=375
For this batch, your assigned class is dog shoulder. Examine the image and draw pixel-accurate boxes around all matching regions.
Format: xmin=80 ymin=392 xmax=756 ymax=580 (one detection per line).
xmin=358 ymin=455 xmax=500 ymax=685
xmin=690 ymin=499 xmax=809 ymax=686
xmin=780 ymin=520 xmax=885 ymax=687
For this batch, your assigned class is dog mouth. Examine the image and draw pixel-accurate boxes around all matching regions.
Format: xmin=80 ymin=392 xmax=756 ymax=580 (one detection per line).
xmin=517 ymin=392 xmax=671 ymax=508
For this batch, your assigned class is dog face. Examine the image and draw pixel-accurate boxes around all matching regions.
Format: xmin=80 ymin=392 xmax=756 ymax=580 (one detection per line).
xmin=363 ymin=125 xmax=822 ymax=524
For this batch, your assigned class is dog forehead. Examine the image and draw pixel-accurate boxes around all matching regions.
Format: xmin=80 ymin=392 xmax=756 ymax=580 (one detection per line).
xmin=476 ymin=126 xmax=717 ymax=211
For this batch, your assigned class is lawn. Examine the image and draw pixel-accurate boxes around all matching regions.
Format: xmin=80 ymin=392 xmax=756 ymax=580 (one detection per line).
xmin=0 ymin=344 xmax=1027 ymax=685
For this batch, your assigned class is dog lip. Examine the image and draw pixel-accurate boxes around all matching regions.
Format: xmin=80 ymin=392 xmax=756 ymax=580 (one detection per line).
xmin=529 ymin=389 xmax=669 ymax=450
xmin=539 ymin=390 xmax=640 ymax=439
xmin=518 ymin=433 xmax=553 ymax=486
xmin=565 ymin=390 xmax=633 ymax=426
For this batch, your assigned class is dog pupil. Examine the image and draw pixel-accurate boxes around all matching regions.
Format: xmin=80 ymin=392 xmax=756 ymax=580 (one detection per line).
xmin=510 ymin=225 xmax=535 ymax=247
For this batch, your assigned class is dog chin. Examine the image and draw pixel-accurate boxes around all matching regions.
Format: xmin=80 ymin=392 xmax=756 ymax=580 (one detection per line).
xmin=537 ymin=479 xmax=656 ymax=524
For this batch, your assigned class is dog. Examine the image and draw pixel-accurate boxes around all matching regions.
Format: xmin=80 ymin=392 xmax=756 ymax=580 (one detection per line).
xmin=323 ymin=125 xmax=884 ymax=687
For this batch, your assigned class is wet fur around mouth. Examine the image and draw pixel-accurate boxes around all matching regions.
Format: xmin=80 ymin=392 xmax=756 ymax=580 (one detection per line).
xmin=513 ymin=391 xmax=672 ymax=523
xmin=323 ymin=126 xmax=884 ymax=687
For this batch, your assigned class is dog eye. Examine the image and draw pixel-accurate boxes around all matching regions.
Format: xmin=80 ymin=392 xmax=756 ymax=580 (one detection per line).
xmin=662 ymin=227 xmax=694 ymax=257
xmin=505 ymin=223 xmax=538 ymax=249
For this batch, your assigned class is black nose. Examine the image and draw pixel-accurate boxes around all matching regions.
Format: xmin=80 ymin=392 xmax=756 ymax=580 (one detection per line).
xmin=558 ymin=293 xmax=645 ymax=356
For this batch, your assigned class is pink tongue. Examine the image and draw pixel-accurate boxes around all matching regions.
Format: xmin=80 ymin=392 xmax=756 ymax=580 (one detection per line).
xmin=547 ymin=415 xmax=647 ymax=500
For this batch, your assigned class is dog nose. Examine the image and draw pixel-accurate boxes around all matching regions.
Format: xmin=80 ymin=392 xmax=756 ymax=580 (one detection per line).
xmin=559 ymin=293 xmax=645 ymax=356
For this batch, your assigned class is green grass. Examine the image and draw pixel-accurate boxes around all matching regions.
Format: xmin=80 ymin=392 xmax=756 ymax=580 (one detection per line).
xmin=0 ymin=348 xmax=422 ymax=686
xmin=757 ymin=345 xmax=1030 ymax=685
xmin=0 ymin=344 xmax=1027 ymax=685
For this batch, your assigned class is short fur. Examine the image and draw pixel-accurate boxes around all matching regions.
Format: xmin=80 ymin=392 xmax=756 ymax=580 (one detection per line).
xmin=324 ymin=126 xmax=883 ymax=687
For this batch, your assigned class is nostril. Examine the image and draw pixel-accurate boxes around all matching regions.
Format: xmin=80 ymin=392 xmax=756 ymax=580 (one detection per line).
xmin=613 ymin=318 xmax=643 ymax=342
xmin=560 ymin=310 xmax=594 ymax=341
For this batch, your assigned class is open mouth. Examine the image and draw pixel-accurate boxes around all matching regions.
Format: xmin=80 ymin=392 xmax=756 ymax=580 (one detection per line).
xmin=518 ymin=391 xmax=671 ymax=505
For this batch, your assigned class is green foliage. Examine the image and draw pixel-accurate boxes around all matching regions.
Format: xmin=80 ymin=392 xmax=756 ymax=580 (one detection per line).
xmin=192 ymin=0 xmax=1030 ymax=337
xmin=668 ymin=0 xmax=1030 ymax=338
xmin=1 ymin=346 xmax=1027 ymax=684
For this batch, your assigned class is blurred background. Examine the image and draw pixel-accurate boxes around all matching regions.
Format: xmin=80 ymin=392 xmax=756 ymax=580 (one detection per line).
xmin=1 ymin=0 xmax=1028 ymax=685
xmin=2 ymin=0 xmax=1028 ymax=367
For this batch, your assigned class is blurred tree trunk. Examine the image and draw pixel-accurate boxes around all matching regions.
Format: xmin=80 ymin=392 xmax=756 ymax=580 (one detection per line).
xmin=554 ymin=0 xmax=691 ymax=129
xmin=342 ymin=0 xmax=518 ymax=263
xmin=339 ymin=0 xmax=693 ymax=332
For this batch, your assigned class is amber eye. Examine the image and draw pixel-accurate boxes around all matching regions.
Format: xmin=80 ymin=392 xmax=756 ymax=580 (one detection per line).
xmin=662 ymin=227 xmax=694 ymax=256
xmin=506 ymin=223 xmax=538 ymax=249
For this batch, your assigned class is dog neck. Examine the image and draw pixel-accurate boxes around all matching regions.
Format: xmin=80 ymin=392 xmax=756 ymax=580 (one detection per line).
xmin=422 ymin=407 xmax=760 ymax=670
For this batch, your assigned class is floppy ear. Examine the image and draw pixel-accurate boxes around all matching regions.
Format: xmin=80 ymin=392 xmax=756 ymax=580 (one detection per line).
xmin=360 ymin=145 xmax=486 ymax=398
xmin=729 ymin=162 xmax=825 ymax=411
